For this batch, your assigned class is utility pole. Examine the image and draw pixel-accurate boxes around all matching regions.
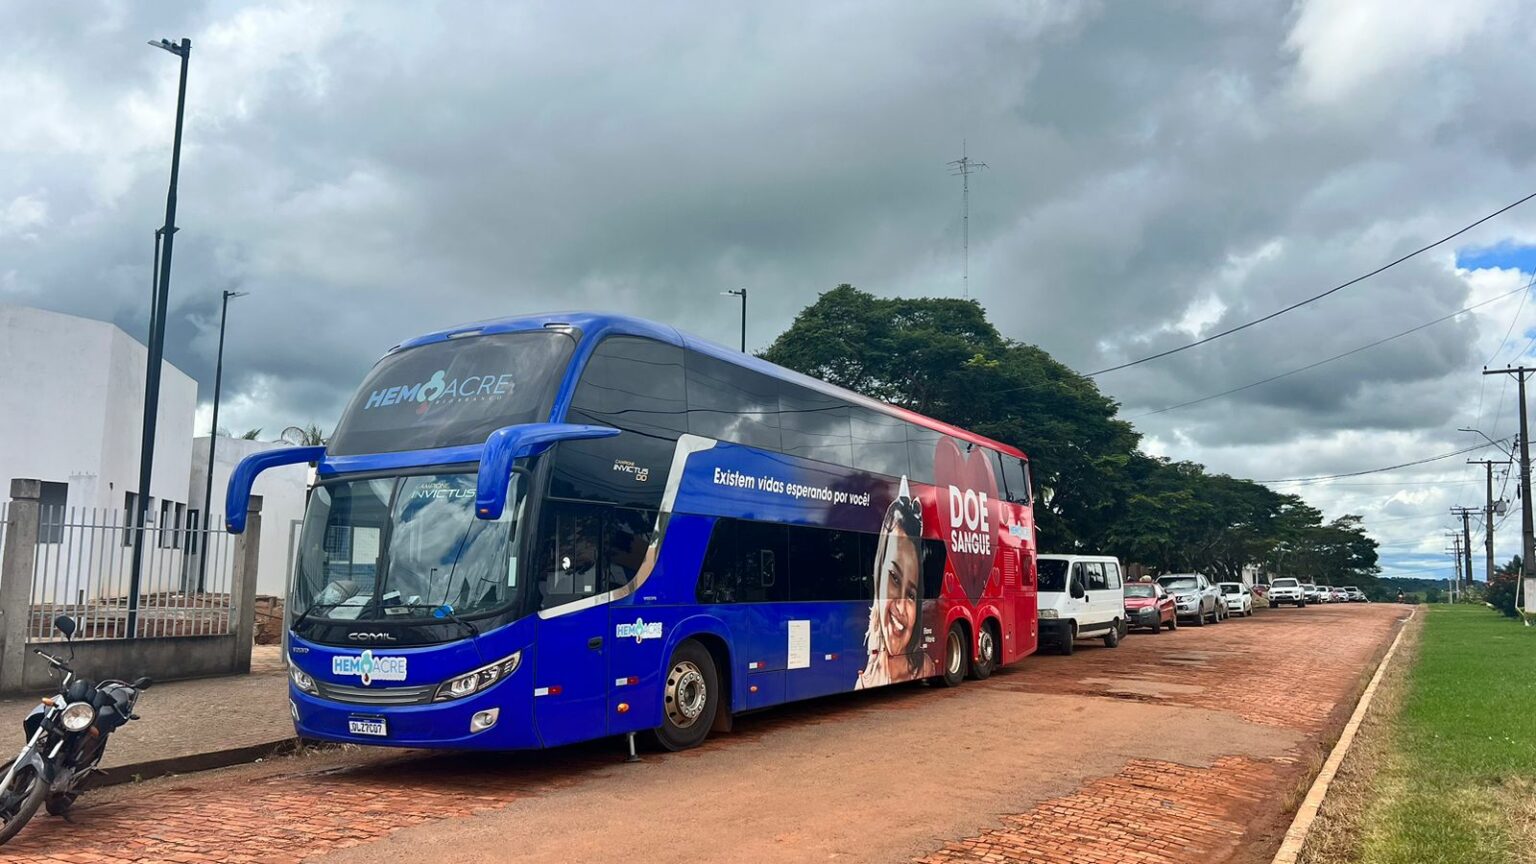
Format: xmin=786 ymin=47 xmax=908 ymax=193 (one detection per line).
xmin=947 ymin=141 xmax=987 ymax=300
xmin=130 ymin=36 xmax=191 ymax=638
xmin=1451 ymin=507 xmax=1477 ymax=588
xmin=1468 ymin=457 xmax=1507 ymax=585
xmin=1484 ymin=367 xmax=1536 ymax=590
xmin=1447 ymin=533 xmax=1463 ymax=590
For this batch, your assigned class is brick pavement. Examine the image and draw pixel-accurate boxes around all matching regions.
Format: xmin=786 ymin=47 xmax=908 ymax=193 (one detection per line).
xmin=0 ymin=605 xmax=1408 ymax=864
xmin=0 ymin=645 xmax=288 ymax=771
xmin=911 ymin=603 xmax=1407 ymax=864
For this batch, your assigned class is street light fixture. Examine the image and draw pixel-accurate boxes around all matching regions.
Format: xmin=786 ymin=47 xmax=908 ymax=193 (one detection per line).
xmin=722 ymin=289 xmax=747 ymax=353
xmin=129 ymin=35 xmax=192 ymax=637
xmin=1457 ymin=427 xmax=1514 ymax=458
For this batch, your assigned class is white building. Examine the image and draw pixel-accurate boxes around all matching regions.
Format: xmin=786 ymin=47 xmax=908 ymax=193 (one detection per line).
xmin=0 ymin=302 xmax=307 ymax=600
xmin=188 ymin=436 xmax=310 ymax=597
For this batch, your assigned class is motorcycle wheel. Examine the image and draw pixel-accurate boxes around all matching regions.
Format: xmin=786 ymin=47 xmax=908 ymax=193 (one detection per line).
xmin=0 ymin=757 xmax=49 ymax=846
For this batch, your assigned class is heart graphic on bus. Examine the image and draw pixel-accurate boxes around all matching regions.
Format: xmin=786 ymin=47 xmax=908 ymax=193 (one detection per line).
xmin=935 ymin=438 xmax=999 ymax=603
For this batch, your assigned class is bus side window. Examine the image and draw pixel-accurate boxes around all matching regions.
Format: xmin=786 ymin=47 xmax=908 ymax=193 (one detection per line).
xmin=557 ymin=336 xmax=686 ymax=509
xmin=603 ymin=507 xmax=656 ymax=591
xmin=1000 ymin=457 xmax=1029 ymax=505
xmin=697 ymin=519 xmax=736 ymax=604
xmin=734 ymin=521 xmax=788 ymax=603
xmin=537 ymin=501 xmax=605 ymax=609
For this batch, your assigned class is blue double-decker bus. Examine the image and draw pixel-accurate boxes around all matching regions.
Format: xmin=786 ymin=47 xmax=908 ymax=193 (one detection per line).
xmin=229 ymin=313 xmax=1037 ymax=752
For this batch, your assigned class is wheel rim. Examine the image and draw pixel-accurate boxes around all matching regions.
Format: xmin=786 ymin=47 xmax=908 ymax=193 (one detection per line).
xmin=665 ymin=660 xmax=708 ymax=729
xmin=947 ymin=630 xmax=964 ymax=676
xmin=979 ymin=628 xmax=996 ymax=665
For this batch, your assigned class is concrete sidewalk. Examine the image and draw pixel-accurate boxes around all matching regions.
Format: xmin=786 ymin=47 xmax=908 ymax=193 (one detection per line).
xmin=0 ymin=644 xmax=293 ymax=781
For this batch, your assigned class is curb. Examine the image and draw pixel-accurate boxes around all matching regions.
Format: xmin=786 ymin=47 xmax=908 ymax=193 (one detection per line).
xmin=1271 ymin=608 xmax=1416 ymax=864
xmin=91 ymin=736 xmax=300 ymax=788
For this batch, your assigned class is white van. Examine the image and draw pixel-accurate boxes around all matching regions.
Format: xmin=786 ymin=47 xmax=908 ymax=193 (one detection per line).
xmin=1035 ymin=554 xmax=1127 ymax=655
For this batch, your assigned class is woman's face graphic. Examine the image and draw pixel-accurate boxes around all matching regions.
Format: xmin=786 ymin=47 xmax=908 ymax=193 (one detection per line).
xmin=877 ymin=528 xmax=921 ymax=655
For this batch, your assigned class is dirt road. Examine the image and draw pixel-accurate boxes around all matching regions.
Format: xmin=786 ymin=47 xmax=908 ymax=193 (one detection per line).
xmin=0 ymin=603 xmax=1408 ymax=864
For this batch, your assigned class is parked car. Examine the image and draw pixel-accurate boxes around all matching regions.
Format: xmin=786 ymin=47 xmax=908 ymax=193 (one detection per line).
xmin=1124 ymin=580 xmax=1176 ymax=633
xmin=1157 ymin=573 xmax=1221 ymax=626
xmin=1303 ymin=583 xmax=1324 ymax=604
xmin=1344 ymin=586 xmax=1367 ymax=602
xmin=1268 ymin=577 xmax=1307 ymax=607
xmin=1329 ymin=587 xmax=1349 ymax=603
xmin=1250 ymin=583 xmax=1270 ymax=600
xmin=1217 ymin=582 xmax=1254 ymax=617
xmin=1036 ymin=554 xmax=1128 ymax=655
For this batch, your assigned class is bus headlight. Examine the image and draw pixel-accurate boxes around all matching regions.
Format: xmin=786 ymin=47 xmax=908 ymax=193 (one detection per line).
xmin=289 ymin=664 xmax=318 ymax=695
xmin=435 ymin=652 xmax=522 ymax=702
xmin=60 ymin=701 xmax=96 ymax=732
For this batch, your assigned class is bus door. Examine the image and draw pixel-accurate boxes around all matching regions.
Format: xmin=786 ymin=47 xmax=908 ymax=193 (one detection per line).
xmin=532 ymin=502 xmax=611 ymax=747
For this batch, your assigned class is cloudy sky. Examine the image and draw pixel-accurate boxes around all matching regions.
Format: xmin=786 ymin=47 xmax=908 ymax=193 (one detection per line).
xmin=5 ymin=0 xmax=1536 ymax=581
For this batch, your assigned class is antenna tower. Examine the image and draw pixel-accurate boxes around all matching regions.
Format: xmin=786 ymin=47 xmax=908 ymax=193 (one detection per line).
xmin=947 ymin=141 xmax=987 ymax=299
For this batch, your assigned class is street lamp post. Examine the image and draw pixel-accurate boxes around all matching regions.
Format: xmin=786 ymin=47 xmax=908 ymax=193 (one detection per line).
xmin=722 ymin=289 xmax=747 ymax=352
xmin=195 ymin=289 xmax=248 ymax=592
xmin=129 ymin=36 xmax=192 ymax=637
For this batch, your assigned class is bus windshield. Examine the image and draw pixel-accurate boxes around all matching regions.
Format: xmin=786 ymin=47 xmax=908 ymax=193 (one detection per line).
xmin=327 ymin=330 xmax=576 ymax=456
xmin=293 ymin=472 xmax=527 ymax=622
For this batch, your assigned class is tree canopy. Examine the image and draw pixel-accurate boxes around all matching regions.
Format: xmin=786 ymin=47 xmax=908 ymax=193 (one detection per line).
xmin=762 ymin=285 xmax=1380 ymax=586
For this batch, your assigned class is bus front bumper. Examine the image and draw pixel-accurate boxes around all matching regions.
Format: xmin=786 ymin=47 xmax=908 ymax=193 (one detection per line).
xmin=290 ymin=682 xmax=541 ymax=750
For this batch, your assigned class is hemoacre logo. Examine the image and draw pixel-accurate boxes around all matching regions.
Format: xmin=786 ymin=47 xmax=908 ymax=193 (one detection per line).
xmin=332 ymin=650 xmax=408 ymax=686
xmin=616 ymin=618 xmax=663 ymax=644
xmin=363 ymin=370 xmax=515 ymax=414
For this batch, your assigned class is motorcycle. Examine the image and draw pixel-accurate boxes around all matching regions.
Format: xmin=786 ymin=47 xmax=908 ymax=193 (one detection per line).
xmin=0 ymin=615 xmax=150 ymax=846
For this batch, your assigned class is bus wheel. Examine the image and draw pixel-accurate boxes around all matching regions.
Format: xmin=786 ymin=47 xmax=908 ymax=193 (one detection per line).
xmin=653 ymin=641 xmax=718 ymax=752
xmin=970 ymin=622 xmax=999 ymax=680
xmin=939 ymin=625 xmax=968 ymax=687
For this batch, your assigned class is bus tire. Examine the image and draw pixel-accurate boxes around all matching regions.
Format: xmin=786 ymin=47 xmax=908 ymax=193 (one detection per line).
xmin=970 ymin=620 xmax=999 ymax=680
xmin=652 ymin=641 xmax=718 ymax=752
xmin=939 ymin=625 xmax=968 ymax=687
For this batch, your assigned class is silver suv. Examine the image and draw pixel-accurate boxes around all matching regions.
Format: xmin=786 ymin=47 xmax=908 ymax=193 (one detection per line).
xmin=1157 ymin=573 xmax=1221 ymax=626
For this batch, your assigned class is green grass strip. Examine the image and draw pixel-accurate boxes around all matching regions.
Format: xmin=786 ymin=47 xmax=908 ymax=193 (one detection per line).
xmin=1362 ymin=605 xmax=1536 ymax=863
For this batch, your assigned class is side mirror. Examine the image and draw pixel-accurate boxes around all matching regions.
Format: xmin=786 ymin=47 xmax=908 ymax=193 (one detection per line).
xmin=53 ymin=615 xmax=77 ymax=640
xmin=1070 ymin=582 xmax=1086 ymax=599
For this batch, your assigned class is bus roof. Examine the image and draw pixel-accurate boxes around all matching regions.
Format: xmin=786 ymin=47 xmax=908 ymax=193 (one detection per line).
xmin=390 ymin=311 xmax=1028 ymax=461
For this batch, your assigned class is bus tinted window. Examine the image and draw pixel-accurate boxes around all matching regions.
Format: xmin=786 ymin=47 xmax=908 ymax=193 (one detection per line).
xmin=788 ymin=524 xmax=871 ymax=601
xmin=905 ymin=425 xmax=942 ymax=484
xmin=1000 ymin=457 xmax=1030 ymax=504
xmin=850 ymin=408 xmax=909 ymax=477
xmin=554 ymin=336 xmax=686 ymax=508
xmin=696 ymin=518 xmax=790 ymax=604
xmin=329 ymin=331 xmax=576 ymax=456
xmin=780 ymin=385 xmax=853 ymax=465
xmin=685 ymin=352 xmax=782 ymax=450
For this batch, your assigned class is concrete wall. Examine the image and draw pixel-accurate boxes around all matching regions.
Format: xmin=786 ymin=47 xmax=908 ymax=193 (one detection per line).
xmin=0 ymin=303 xmax=197 ymax=514
xmin=189 ymin=436 xmax=311 ymax=597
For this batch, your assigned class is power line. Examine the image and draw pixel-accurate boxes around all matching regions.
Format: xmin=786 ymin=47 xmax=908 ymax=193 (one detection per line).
xmin=1086 ymin=191 xmax=1536 ymax=377
xmin=1257 ymin=438 xmax=1513 ymax=484
xmin=1133 ymin=283 xmax=1530 ymax=417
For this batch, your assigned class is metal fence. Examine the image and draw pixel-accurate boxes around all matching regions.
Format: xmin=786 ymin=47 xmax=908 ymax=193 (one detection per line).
xmin=28 ymin=506 xmax=237 ymax=641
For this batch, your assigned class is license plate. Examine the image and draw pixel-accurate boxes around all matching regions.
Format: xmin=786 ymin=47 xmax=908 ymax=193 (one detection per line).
xmin=348 ymin=717 xmax=387 ymax=737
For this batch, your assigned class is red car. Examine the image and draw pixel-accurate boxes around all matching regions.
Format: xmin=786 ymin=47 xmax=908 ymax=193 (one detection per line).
xmin=1124 ymin=581 xmax=1176 ymax=633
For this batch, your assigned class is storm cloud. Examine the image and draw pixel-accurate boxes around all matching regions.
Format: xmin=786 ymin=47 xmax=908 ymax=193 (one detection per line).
xmin=4 ymin=0 xmax=1536 ymax=578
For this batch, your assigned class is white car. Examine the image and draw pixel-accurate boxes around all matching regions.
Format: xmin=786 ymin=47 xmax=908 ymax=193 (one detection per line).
xmin=1268 ymin=577 xmax=1307 ymax=607
xmin=1036 ymin=554 xmax=1128 ymax=655
xmin=1217 ymin=582 xmax=1254 ymax=617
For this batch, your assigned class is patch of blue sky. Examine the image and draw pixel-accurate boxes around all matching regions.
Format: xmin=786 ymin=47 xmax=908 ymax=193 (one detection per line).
xmin=1456 ymin=242 xmax=1536 ymax=273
